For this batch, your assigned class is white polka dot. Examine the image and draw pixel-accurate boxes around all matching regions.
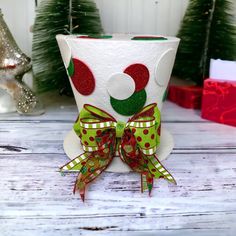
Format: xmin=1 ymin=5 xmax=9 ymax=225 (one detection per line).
xmin=155 ymin=49 xmax=176 ymax=87
xmin=56 ymin=35 xmax=71 ymax=68
xmin=107 ymin=73 xmax=135 ymax=100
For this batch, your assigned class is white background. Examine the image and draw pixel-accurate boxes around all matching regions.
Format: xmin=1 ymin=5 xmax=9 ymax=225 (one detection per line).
xmin=0 ymin=0 xmax=235 ymax=57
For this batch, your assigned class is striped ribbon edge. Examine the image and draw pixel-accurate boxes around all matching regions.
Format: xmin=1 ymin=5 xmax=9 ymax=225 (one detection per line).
xmin=118 ymin=144 xmax=157 ymax=160
xmin=80 ymin=121 xmax=117 ymax=129
xmin=149 ymin=155 xmax=176 ymax=184
xmin=81 ymin=119 xmax=155 ymax=130
xmin=60 ymin=153 xmax=88 ymax=172
xmin=128 ymin=119 xmax=155 ymax=128
xmin=141 ymin=146 xmax=157 ymax=155
xmin=82 ymin=145 xmax=98 ymax=152
xmin=141 ymin=174 xmax=148 ymax=192
xmin=118 ymin=145 xmax=125 ymax=162
xmin=82 ymin=142 xmax=110 ymax=152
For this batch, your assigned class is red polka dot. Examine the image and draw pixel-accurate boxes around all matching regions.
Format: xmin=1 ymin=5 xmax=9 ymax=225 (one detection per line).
xmin=151 ymin=174 xmax=155 ymax=177
xmin=84 ymin=141 xmax=89 ymax=146
xmin=89 ymin=137 xmax=95 ymax=141
xmin=96 ymin=130 xmax=102 ymax=136
xmin=137 ymin=136 xmax=142 ymax=142
xmin=152 ymin=168 xmax=156 ymax=172
xmin=124 ymin=64 xmax=149 ymax=92
xmin=130 ymin=162 xmax=138 ymax=168
xmin=78 ymin=36 xmax=91 ymax=39
xmin=145 ymin=142 xmax=150 ymax=148
xmin=147 ymin=177 xmax=153 ymax=182
xmin=78 ymin=35 xmax=112 ymax=39
xmin=81 ymin=161 xmax=86 ymax=165
xmin=71 ymin=58 xmax=95 ymax=95
xmin=82 ymin=129 xmax=87 ymax=134
xmin=151 ymin=134 xmax=155 ymax=139
xmin=157 ymin=126 xmax=161 ymax=136
xmin=143 ymin=129 xmax=149 ymax=135
xmin=137 ymin=155 xmax=142 ymax=160
xmin=132 ymin=128 xmax=136 ymax=133
xmin=145 ymin=160 xmax=149 ymax=164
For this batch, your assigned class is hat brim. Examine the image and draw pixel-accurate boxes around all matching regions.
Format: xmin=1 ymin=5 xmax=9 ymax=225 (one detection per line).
xmin=63 ymin=129 xmax=174 ymax=173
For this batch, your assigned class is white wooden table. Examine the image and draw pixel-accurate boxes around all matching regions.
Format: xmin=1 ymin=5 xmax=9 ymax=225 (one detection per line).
xmin=1 ymin=94 xmax=236 ymax=236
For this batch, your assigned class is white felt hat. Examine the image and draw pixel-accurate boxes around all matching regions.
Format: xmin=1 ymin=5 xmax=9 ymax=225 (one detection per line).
xmin=57 ymin=34 xmax=180 ymax=172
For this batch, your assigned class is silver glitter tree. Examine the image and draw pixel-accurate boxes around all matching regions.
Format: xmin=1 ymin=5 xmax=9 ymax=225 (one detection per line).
xmin=0 ymin=9 xmax=44 ymax=115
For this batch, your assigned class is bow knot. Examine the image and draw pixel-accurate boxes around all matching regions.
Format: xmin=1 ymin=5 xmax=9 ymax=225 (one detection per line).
xmin=116 ymin=121 xmax=126 ymax=138
xmin=60 ymin=103 xmax=176 ymax=201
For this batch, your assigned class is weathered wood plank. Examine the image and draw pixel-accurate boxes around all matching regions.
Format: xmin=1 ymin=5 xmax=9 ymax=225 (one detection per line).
xmin=0 ymin=153 xmax=236 ymax=235
xmin=0 ymin=122 xmax=235 ymax=155
xmin=1 ymin=215 xmax=235 ymax=236
xmin=1 ymin=93 xmax=236 ymax=235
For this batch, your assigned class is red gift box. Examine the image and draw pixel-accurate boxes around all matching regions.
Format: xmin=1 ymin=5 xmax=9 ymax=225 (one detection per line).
xmin=201 ymin=78 xmax=236 ymax=127
xmin=168 ymin=85 xmax=203 ymax=109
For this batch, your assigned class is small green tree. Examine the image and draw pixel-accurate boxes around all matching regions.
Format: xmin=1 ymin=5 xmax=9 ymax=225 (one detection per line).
xmin=173 ymin=0 xmax=236 ymax=85
xmin=32 ymin=0 xmax=103 ymax=94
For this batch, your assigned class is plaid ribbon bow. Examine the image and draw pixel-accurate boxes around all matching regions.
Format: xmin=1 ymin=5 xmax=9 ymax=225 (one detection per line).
xmin=60 ymin=103 xmax=176 ymax=201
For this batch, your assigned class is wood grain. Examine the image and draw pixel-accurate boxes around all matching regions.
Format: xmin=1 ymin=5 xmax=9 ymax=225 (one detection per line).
xmin=0 ymin=121 xmax=235 ymax=155
xmin=0 ymin=94 xmax=236 ymax=236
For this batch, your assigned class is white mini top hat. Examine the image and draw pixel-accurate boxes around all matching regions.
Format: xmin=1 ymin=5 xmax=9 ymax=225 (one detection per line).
xmin=56 ymin=34 xmax=180 ymax=173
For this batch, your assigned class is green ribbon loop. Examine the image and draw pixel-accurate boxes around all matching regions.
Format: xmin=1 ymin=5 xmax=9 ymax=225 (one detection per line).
xmin=73 ymin=103 xmax=161 ymax=154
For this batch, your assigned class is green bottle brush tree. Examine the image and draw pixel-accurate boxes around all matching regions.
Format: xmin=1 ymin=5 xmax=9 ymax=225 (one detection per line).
xmin=173 ymin=0 xmax=236 ymax=86
xmin=32 ymin=0 xmax=103 ymax=94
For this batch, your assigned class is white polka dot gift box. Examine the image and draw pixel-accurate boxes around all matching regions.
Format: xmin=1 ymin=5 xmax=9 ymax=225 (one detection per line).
xmin=56 ymin=34 xmax=180 ymax=201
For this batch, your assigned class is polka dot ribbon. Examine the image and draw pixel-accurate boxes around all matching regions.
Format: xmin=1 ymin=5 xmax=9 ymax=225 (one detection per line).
xmin=60 ymin=103 xmax=176 ymax=201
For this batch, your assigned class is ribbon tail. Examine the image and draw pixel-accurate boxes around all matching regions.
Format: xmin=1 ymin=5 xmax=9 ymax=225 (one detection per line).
xmin=61 ymin=129 xmax=116 ymax=202
xmin=141 ymin=173 xmax=153 ymax=196
xmin=60 ymin=152 xmax=110 ymax=202
xmin=60 ymin=153 xmax=89 ymax=172
xmin=148 ymin=155 xmax=177 ymax=185
xmin=146 ymin=173 xmax=154 ymax=196
xmin=141 ymin=174 xmax=148 ymax=193
xmin=74 ymin=173 xmax=86 ymax=201
xmin=74 ymin=166 xmax=107 ymax=201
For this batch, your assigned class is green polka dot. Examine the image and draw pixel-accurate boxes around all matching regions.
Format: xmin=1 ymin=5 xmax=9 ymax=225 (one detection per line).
xmin=143 ymin=163 xmax=148 ymax=168
xmin=67 ymin=59 xmax=74 ymax=77
xmin=89 ymin=35 xmax=112 ymax=39
xmin=132 ymin=36 xmax=167 ymax=41
xmin=80 ymin=166 xmax=87 ymax=174
xmin=96 ymin=137 xmax=102 ymax=143
xmin=110 ymin=90 xmax=147 ymax=116
xmin=99 ymin=160 xmax=105 ymax=166
xmin=162 ymin=89 xmax=168 ymax=102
